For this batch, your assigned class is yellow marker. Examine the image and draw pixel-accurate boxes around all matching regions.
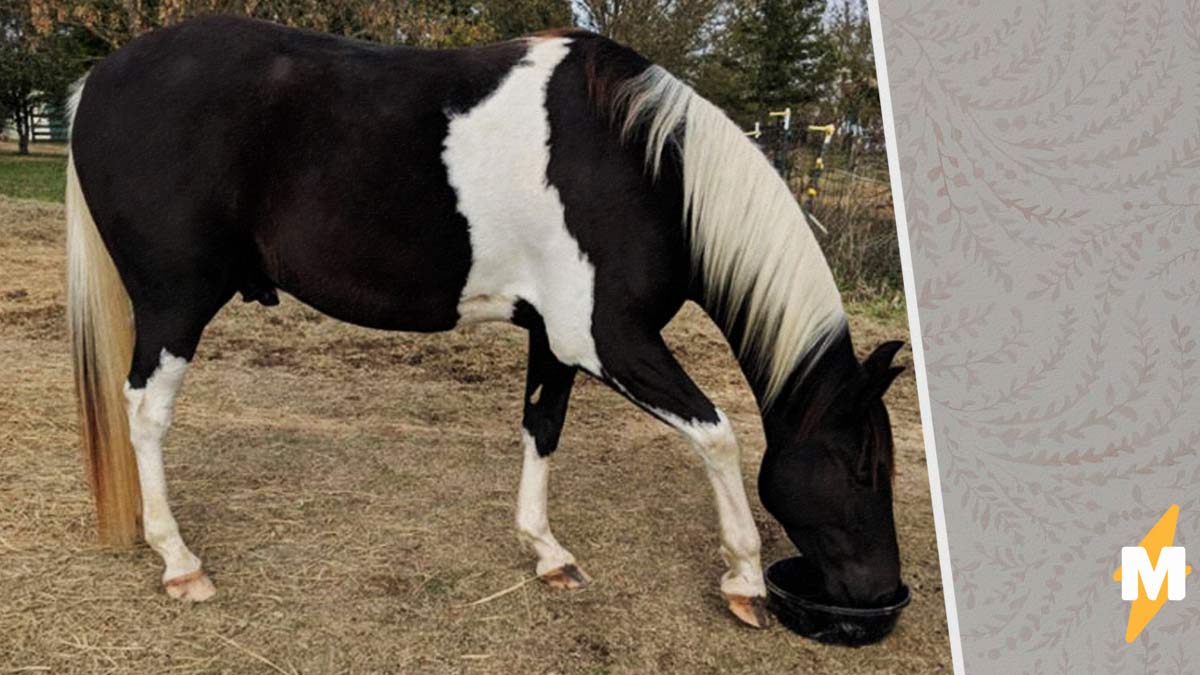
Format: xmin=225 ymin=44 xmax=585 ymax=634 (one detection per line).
xmin=806 ymin=187 xmax=817 ymax=197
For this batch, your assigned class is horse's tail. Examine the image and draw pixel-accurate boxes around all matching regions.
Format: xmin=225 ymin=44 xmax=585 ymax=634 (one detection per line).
xmin=66 ymin=75 xmax=142 ymax=547
xmin=594 ymin=52 xmax=846 ymax=406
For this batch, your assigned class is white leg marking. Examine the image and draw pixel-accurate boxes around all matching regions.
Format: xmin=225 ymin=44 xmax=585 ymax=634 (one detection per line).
xmin=516 ymin=430 xmax=576 ymax=576
xmin=125 ymin=349 xmax=209 ymax=597
xmin=612 ymin=375 xmax=766 ymax=599
xmin=443 ymin=38 xmax=603 ymax=374
xmin=677 ymin=411 xmax=766 ymax=599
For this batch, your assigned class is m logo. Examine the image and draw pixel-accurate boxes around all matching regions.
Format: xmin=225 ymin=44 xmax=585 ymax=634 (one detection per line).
xmin=1112 ymin=505 xmax=1191 ymax=642
xmin=1121 ymin=547 xmax=1186 ymax=601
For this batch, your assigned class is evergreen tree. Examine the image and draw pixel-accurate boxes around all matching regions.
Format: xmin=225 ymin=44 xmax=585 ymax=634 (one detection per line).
xmin=691 ymin=0 xmax=832 ymax=124
xmin=730 ymin=0 xmax=830 ymax=117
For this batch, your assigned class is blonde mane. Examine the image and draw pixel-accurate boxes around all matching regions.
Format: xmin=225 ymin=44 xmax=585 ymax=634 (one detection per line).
xmin=613 ymin=66 xmax=846 ymax=406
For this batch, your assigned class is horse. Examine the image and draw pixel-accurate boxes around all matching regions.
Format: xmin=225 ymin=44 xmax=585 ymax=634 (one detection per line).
xmin=65 ymin=15 xmax=906 ymax=633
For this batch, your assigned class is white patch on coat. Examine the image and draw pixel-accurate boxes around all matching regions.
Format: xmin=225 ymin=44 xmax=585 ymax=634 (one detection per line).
xmin=125 ymin=349 xmax=203 ymax=582
xmin=455 ymin=294 xmax=516 ymax=325
xmin=516 ymin=429 xmax=576 ymax=575
xmin=443 ymin=38 xmax=602 ymax=375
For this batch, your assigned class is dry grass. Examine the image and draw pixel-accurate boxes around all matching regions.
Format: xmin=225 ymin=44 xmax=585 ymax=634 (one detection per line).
xmin=0 ymin=195 xmax=950 ymax=674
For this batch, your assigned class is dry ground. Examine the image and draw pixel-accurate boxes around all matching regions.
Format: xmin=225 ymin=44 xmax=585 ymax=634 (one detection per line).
xmin=0 ymin=195 xmax=950 ymax=674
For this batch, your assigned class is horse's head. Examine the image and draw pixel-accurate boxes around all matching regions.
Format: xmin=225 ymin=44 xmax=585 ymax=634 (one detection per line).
xmin=759 ymin=339 xmax=905 ymax=610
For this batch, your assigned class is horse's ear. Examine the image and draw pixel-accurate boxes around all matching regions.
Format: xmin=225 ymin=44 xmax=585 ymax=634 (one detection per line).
xmin=861 ymin=341 xmax=905 ymax=401
xmin=863 ymin=340 xmax=904 ymax=375
xmin=865 ymin=365 xmax=905 ymax=401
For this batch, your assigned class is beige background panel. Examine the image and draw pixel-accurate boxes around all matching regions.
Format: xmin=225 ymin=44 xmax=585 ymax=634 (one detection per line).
xmin=878 ymin=1 xmax=1200 ymax=672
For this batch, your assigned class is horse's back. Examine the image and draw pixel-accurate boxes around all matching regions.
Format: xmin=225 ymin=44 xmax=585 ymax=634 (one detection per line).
xmin=72 ymin=17 xmax=536 ymax=330
xmin=71 ymin=17 xmax=688 ymax=348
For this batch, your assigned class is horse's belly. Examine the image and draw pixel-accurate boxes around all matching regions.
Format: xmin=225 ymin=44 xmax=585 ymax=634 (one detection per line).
xmin=265 ymin=223 xmax=469 ymax=333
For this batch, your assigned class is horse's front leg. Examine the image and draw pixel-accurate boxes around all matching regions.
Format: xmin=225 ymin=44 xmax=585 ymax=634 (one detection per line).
xmin=597 ymin=329 xmax=771 ymax=628
xmin=516 ymin=326 xmax=589 ymax=589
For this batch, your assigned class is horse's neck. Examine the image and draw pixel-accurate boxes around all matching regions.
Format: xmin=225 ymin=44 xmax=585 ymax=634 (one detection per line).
xmin=725 ymin=319 xmax=858 ymax=449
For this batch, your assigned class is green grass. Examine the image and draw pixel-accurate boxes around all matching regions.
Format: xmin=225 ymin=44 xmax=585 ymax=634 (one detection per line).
xmin=0 ymin=151 xmax=67 ymax=203
xmin=847 ymin=292 xmax=909 ymax=327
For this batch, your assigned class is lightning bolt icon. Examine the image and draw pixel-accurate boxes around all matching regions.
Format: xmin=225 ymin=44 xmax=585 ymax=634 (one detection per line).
xmin=1112 ymin=504 xmax=1192 ymax=643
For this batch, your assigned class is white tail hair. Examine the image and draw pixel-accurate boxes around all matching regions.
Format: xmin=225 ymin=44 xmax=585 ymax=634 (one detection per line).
xmin=614 ymin=66 xmax=846 ymax=406
xmin=67 ymin=73 xmax=87 ymax=135
xmin=67 ymin=74 xmax=143 ymax=546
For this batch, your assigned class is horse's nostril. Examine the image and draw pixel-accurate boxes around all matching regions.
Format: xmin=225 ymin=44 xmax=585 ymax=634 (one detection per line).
xmin=836 ymin=573 xmax=902 ymax=609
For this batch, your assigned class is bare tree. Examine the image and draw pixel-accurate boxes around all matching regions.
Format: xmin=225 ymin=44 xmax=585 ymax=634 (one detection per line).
xmin=49 ymin=0 xmax=571 ymax=49
xmin=823 ymin=0 xmax=877 ymax=129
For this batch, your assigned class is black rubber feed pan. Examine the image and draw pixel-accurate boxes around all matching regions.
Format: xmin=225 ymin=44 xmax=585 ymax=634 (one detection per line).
xmin=765 ymin=556 xmax=911 ymax=646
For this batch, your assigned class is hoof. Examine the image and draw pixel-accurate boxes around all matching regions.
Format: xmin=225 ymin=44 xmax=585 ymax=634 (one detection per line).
xmin=726 ymin=594 xmax=772 ymax=629
xmin=540 ymin=563 xmax=591 ymax=590
xmin=164 ymin=570 xmax=216 ymax=602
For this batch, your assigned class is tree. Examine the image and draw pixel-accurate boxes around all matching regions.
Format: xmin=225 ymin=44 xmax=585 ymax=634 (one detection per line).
xmin=48 ymin=0 xmax=572 ymax=50
xmin=482 ymin=0 xmax=573 ymax=40
xmin=0 ymin=1 xmax=82 ymax=153
xmin=0 ymin=0 xmax=576 ymax=158
xmin=687 ymin=0 xmax=835 ymax=125
xmin=575 ymin=0 xmax=724 ymax=79
xmin=16 ymin=0 xmax=866 ymax=145
xmin=724 ymin=0 xmax=829 ymax=118
xmin=823 ymin=0 xmax=878 ymax=130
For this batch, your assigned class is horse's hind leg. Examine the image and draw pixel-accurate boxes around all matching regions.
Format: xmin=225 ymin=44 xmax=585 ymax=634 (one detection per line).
xmin=126 ymin=297 xmax=226 ymax=601
xmin=516 ymin=325 xmax=588 ymax=589
xmin=598 ymin=330 xmax=770 ymax=628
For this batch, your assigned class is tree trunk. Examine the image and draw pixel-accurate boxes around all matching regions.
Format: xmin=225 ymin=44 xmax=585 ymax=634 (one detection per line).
xmin=16 ymin=109 xmax=29 ymax=155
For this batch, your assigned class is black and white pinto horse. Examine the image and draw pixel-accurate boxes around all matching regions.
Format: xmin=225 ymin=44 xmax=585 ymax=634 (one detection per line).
xmin=67 ymin=16 xmax=905 ymax=629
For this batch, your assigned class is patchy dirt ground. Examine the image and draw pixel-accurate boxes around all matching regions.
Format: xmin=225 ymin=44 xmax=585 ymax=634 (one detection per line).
xmin=0 ymin=195 xmax=950 ymax=674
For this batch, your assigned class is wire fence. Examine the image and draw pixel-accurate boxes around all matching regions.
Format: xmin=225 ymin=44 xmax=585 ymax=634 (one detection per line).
xmin=751 ymin=117 xmax=902 ymax=300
